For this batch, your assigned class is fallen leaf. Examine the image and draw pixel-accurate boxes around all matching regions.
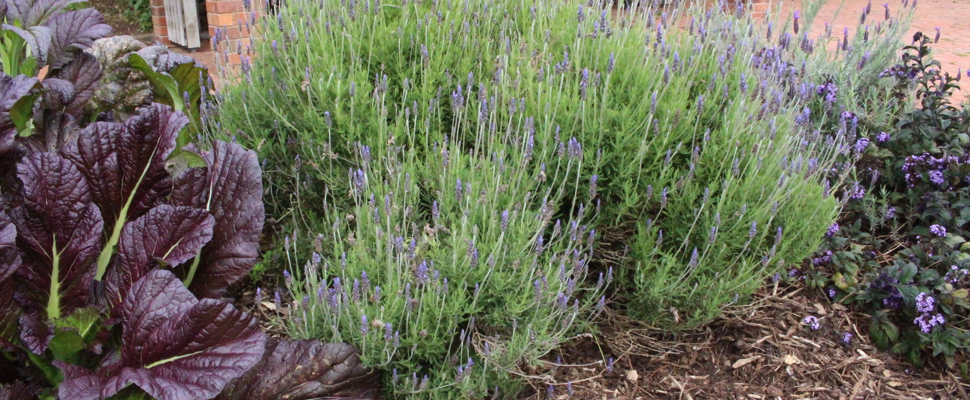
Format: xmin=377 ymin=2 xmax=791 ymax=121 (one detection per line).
xmin=733 ymin=355 xmax=761 ymax=369
xmin=626 ymin=369 xmax=639 ymax=382
xmin=813 ymin=303 xmax=826 ymax=315
xmin=782 ymin=354 xmax=801 ymax=365
xmin=887 ymin=381 xmax=904 ymax=387
xmin=261 ymin=301 xmax=277 ymax=311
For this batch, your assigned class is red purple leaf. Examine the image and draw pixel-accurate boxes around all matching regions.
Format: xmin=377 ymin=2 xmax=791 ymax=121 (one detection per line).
xmin=43 ymin=8 xmax=111 ymax=69
xmin=3 ymin=0 xmax=86 ymax=26
xmin=216 ymin=337 xmax=380 ymax=400
xmin=46 ymin=52 xmax=103 ymax=116
xmin=102 ymin=205 xmax=214 ymax=316
xmin=0 ymin=212 xmax=21 ymax=350
xmin=61 ymin=104 xmax=186 ymax=282
xmin=62 ymin=103 xmax=184 ymax=232
xmin=10 ymin=152 xmax=103 ymax=319
xmin=58 ymin=270 xmax=265 ymax=400
xmin=171 ymin=140 xmax=264 ymax=299
xmin=0 ymin=381 xmax=35 ymax=400
xmin=16 ymin=313 xmax=52 ymax=355
xmin=0 ymin=211 xmax=19 ymax=283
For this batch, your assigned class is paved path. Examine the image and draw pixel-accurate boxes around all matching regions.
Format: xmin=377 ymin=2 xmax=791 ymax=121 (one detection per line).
xmin=170 ymin=0 xmax=969 ymax=102
xmin=775 ymin=0 xmax=969 ymax=103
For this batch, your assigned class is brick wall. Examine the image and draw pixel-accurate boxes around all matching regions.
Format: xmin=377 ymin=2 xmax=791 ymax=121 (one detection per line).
xmin=207 ymin=0 xmax=260 ymax=66
xmin=151 ymin=0 xmax=260 ymax=66
xmin=150 ymin=0 xmax=171 ymax=46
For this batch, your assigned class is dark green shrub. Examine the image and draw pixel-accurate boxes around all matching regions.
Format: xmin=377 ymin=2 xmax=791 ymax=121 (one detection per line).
xmin=809 ymin=34 xmax=970 ymax=368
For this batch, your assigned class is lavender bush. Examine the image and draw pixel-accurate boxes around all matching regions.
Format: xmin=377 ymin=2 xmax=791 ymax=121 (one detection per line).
xmin=207 ymin=0 xmax=873 ymax=396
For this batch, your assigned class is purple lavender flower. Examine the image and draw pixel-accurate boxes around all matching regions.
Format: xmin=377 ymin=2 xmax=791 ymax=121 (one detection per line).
xmin=802 ymin=315 xmax=820 ymax=330
xmin=854 ymin=137 xmax=870 ymax=153
xmin=567 ymin=137 xmax=583 ymax=159
xmin=351 ymin=279 xmax=361 ymax=301
xmin=500 ymin=210 xmax=509 ymax=232
xmin=929 ymin=224 xmax=947 ymax=237
xmin=841 ymin=332 xmax=853 ymax=344
xmin=793 ymin=10 xmax=800 ymax=34
xmin=876 ymin=131 xmax=889 ymax=142
xmin=416 ymin=261 xmax=430 ymax=284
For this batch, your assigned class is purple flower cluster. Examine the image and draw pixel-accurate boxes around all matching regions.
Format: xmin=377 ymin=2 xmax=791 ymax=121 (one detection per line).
xmin=915 ymin=292 xmax=935 ymax=313
xmin=815 ymin=82 xmax=838 ymax=102
xmin=883 ymin=206 xmax=896 ymax=220
xmin=813 ymin=250 xmax=833 ymax=265
xmin=802 ymin=315 xmax=820 ymax=330
xmin=879 ymin=64 xmax=918 ymax=79
xmin=944 ymin=265 xmax=969 ymax=284
xmin=929 ymin=224 xmax=946 ymax=237
xmin=914 ymin=313 xmax=945 ymax=333
xmin=876 ymin=131 xmax=890 ymax=142
xmin=908 ymin=288 xmax=947 ymax=331
xmin=869 ymin=273 xmax=902 ymax=309
xmin=847 ymin=182 xmax=865 ymax=200
xmin=841 ymin=332 xmax=853 ymax=344
xmin=928 ymin=170 xmax=944 ymax=186
xmin=854 ymin=137 xmax=870 ymax=153
xmin=825 ymin=223 xmax=840 ymax=237
xmin=899 ymin=153 xmax=969 ymax=187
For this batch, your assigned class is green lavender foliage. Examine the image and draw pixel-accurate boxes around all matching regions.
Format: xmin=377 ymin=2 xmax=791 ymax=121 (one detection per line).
xmin=212 ymin=0 xmax=849 ymax=396
xmin=277 ymin=130 xmax=603 ymax=397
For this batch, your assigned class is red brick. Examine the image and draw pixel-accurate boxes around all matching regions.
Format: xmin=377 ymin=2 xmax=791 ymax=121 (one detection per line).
xmin=206 ymin=0 xmax=243 ymax=14
xmin=153 ymin=24 xmax=169 ymax=37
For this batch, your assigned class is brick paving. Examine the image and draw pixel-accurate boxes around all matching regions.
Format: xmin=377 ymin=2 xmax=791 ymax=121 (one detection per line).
xmin=165 ymin=0 xmax=969 ymax=102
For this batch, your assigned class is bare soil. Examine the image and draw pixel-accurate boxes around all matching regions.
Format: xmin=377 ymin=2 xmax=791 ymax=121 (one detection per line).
xmin=86 ymin=0 xmax=152 ymax=38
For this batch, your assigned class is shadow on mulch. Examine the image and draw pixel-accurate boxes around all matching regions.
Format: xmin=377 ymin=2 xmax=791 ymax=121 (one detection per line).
xmin=524 ymin=282 xmax=969 ymax=400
